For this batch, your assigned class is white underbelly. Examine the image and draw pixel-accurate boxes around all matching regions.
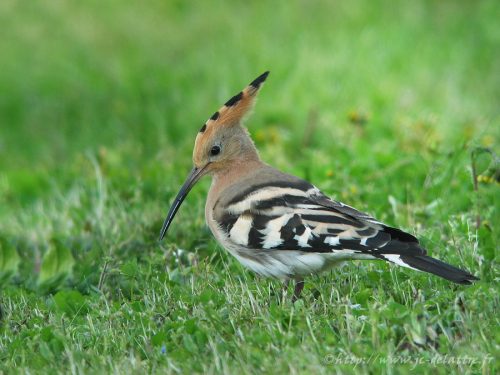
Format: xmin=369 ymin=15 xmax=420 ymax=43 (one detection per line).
xmin=215 ymin=231 xmax=374 ymax=279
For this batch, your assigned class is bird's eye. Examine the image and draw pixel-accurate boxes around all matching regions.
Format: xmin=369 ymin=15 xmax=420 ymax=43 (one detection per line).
xmin=210 ymin=145 xmax=221 ymax=156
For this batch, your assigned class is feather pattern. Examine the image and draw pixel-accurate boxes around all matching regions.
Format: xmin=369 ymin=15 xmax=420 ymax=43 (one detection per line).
xmin=209 ymin=166 xmax=476 ymax=282
xmin=161 ymin=71 xmax=478 ymax=290
xmin=215 ymin=172 xmax=399 ymax=255
xmin=199 ymin=71 xmax=270 ymax=134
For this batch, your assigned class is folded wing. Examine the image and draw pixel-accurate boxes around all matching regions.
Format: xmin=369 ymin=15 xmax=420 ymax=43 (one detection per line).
xmin=216 ymin=177 xmax=426 ymax=260
xmin=213 ymin=169 xmax=478 ymax=284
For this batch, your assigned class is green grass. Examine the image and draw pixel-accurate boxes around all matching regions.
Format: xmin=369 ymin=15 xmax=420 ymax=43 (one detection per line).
xmin=0 ymin=0 xmax=499 ymax=373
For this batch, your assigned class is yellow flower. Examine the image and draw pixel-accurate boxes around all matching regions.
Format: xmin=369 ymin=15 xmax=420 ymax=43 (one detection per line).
xmin=481 ymin=135 xmax=495 ymax=148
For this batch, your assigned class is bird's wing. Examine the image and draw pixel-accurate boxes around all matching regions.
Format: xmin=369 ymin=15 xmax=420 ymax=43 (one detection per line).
xmin=216 ymin=178 xmax=426 ymax=261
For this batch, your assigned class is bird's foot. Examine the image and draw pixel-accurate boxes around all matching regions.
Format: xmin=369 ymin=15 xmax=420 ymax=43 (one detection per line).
xmin=292 ymin=279 xmax=305 ymax=303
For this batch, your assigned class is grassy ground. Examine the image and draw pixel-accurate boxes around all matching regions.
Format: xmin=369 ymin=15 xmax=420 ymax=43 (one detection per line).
xmin=0 ymin=0 xmax=499 ymax=373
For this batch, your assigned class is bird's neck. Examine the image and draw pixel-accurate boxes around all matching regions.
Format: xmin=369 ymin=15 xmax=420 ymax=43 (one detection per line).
xmin=206 ymin=127 xmax=264 ymax=211
xmin=210 ymin=158 xmax=264 ymax=196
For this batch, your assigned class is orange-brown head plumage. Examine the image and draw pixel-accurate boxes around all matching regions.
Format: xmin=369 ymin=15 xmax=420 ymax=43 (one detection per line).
xmin=159 ymin=72 xmax=270 ymax=240
xmin=192 ymin=71 xmax=269 ymax=172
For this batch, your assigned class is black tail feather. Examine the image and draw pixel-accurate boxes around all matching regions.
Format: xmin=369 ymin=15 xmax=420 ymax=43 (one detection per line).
xmin=399 ymin=255 xmax=479 ymax=285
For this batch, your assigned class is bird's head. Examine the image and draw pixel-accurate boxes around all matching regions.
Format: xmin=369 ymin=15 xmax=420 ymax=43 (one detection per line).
xmin=159 ymin=71 xmax=270 ymax=241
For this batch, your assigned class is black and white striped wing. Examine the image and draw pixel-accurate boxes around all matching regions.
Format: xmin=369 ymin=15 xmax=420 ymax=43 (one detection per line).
xmin=217 ymin=179 xmax=426 ymax=265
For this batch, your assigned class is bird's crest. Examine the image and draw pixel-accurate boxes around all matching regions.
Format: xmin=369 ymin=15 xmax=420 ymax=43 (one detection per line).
xmin=198 ymin=71 xmax=269 ymax=133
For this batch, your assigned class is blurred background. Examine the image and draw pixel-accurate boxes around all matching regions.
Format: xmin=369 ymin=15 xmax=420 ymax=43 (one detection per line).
xmin=1 ymin=0 xmax=498 ymax=198
xmin=1 ymin=1 xmax=498 ymax=372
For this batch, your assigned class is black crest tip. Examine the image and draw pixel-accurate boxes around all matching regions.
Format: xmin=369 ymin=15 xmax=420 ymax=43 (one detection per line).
xmin=199 ymin=123 xmax=207 ymax=133
xmin=250 ymin=71 xmax=270 ymax=88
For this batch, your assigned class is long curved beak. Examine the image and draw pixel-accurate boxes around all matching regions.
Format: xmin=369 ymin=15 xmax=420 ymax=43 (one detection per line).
xmin=159 ymin=166 xmax=205 ymax=241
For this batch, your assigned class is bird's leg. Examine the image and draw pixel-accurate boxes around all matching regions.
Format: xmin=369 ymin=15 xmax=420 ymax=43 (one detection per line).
xmin=292 ymin=279 xmax=305 ymax=303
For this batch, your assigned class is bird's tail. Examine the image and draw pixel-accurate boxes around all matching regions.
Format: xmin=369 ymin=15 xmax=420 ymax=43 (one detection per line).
xmin=399 ymin=255 xmax=479 ymax=285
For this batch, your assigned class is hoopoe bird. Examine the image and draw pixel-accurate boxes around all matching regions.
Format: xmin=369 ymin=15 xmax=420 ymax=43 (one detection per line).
xmin=159 ymin=72 xmax=478 ymax=301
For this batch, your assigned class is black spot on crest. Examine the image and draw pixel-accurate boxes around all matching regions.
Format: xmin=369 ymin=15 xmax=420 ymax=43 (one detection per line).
xmin=199 ymin=124 xmax=207 ymax=133
xmin=225 ymin=91 xmax=243 ymax=107
xmin=210 ymin=111 xmax=220 ymax=121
